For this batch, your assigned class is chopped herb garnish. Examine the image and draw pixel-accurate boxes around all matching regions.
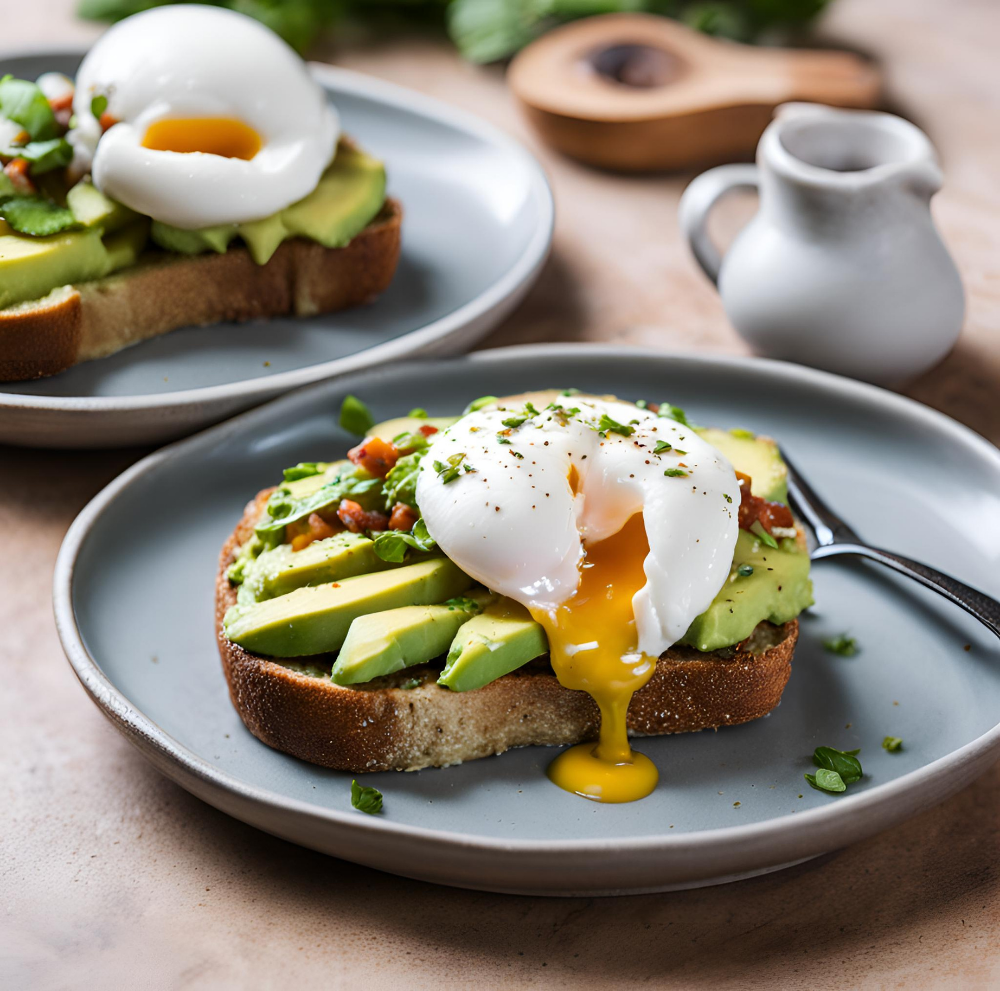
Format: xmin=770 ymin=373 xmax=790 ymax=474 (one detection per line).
xmin=351 ymin=780 xmax=383 ymax=814
xmin=0 ymin=75 xmax=59 ymax=142
xmin=813 ymin=746 xmax=862 ymax=784
xmin=90 ymin=94 xmax=108 ymax=119
xmin=653 ymin=440 xmax=673 ymax=454
xmin=371 ymin=519 xmax=437 ymax=563
xmin=502 ymin=414 xmax=528 ymax=428
xmin=497 ymin=435 xmax=511 ymax=445
xmin=339 ymin=394 xmax=374 ymax=436
xmin=443 ymin=595 xmax=482 ymax=612
xmin=464 ymin=395 xmax=497 ymax=414
xmin=282 ymin=462 xmax=329 ymax=482
xmin=663 ymin=468 xmax=688 ymax=477
xmin=433 ymin=452 xmax=469 ymax=483
xmin=882 ymin=736 xmax=903 ymax=752
xmin=658 ymin=403 xmax=689 ymax=426
xmin=737 ymin=564 xmax=754 ymax=577
xmin=597 ymin=412 xmax=634 ymax=437
xmin=399 ymin=678 xmax=422 ymax=690
xmin=561 ymin=388 xmax=580 ymax=396
xmin=749 ymin=520 xmax=779 ymax=548
xmin=723 ymin=493 xmax=733 ymax=503
xmin=408 ymin=407 xmax=428 ymax=418
xmin=823 ymin=633 xmax=859 ymax=657
xmin=805 ymin=769 xmax=847 ymax=794
xmin=635 ymin=399 xmax=648 ymax=409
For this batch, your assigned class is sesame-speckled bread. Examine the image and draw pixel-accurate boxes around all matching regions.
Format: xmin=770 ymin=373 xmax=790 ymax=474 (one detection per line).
xmin=216 ymin=489 xmax=799 ymax=772
xmin=0 ymin=198 xmax=401 ymax=382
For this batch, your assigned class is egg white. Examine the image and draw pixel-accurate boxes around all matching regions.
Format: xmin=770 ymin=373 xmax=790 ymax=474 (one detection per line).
xmin=71 ymin=6 xmax=339 ymax=229
xmin=416 ymin=395 xmax=739 ymax=657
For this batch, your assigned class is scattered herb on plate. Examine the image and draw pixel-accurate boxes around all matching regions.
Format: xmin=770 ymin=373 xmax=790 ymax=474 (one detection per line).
xmin=882 ymin=736 xmax=903 ymax=752
xmin=351 ymin=779 xmax=383 ymax=814
xmin=823 ymin=633 xmax=859 ymax=657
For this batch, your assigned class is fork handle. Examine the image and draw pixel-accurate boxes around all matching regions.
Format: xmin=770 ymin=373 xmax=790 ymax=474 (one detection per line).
xmin=814 ymin=543 xmax=1000 ymax=639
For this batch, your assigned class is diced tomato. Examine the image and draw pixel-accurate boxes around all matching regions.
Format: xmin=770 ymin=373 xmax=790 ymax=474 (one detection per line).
xmin=48 ymin=92 xmax=73 ymax=112
xmin=3 ymin=158 xmax=35 ymax=195
xmin=290 ymin=512 xmax=339 ymax=552
xmin=737 ymin=471 xmax=795 ymax=534
xmin=337 ymin=499 xmax=389 ymax=534
xmin=418 ymin=424 xmax=438 ymax=437
xmin=388 ymin=502 xmax=419 ymax=531
xmin=99 ymin=112 xmax=119 ymax=133
xmin=347 ymin=435 xmax=399 ymax=478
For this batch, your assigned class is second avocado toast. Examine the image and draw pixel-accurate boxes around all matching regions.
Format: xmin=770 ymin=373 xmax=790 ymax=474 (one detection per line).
xmin=217 ymin=391 xmax=813 ymax=789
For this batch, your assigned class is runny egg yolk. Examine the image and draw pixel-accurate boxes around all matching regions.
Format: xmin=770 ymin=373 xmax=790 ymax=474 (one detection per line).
xmin=530 ymin=513 xmax=659 ymax=803
xmin=141 ymin=118 xmax=262 ymax=160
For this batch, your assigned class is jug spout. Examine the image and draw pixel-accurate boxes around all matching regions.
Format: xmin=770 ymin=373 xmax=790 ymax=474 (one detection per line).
xmin=764 ymin=103 xmax=942 ymax=198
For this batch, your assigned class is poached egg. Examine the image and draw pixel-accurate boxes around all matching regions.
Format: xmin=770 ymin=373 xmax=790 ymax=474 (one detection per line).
xmin=416 ymin=392 xmax=739 ymax=802
xmin=71 ymin=6 xmax=339 ymax=229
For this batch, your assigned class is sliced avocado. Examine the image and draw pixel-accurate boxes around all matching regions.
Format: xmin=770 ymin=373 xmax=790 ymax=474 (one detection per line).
xmin=224 ymin=558 xmax=472 ymax=657
xmin=438 ymin=598 xmax=549 ymax=692
xmin=102 ymin=219 xmax=151 ymax=271
xmin=0 ymin=227 xmax=109 ymax=310
xmin=242 ymin=531 xmax=401 ymax=602
xmin=332 ymin=590 xmax=493 ymax=686
xmin=679 ymin=530 xmax=813 ymax=651
xmin=696 ymin=427 xmax=788 ymax=503
xmin=149 ymin=141 xmax=386 ymax=265
xmin=367 ymin=415 xmax=458 ymax=443
xmin=66 ymin=179 xmax=138 ymax=234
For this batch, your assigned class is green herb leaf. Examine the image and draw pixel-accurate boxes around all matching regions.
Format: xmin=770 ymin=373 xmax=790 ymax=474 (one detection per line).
xmin=597 ymin=412 xmax=634 ymax=437
xmin=256 ymin=469 xmax=381 ymax=538
xmin=723 ymin=493 xmax=733 ymax=503
xmin=737 ymin=564 xmax=754 ymax=577
xmin=0 ymin=75 xmax=58 ymax=141
xmin=351 ymin=779 xmax=383 ymax=814
xmin=0 ymin=196 xmax=79 ymax=235
xmin=464 ymin=395 xmax=497 ymax=414
xmin=433 ymin=452 xmax=469 ymax=484
xmin=4 ymin=137 xmax=73 ymax=175
xmin=399 ymin=677 xmax=422 ymax=690
xmin=663 ymin=468 xmax=688 ymax=478
xmin=383 ymin=451 xmax=423 ymax=509
xmin=443 ymin=594 xmax=482 ymax=612
xmin=658 ymin=403 xmax=690 ymax=426
xmin=282 ymin=462 xmax=328 ymax=482
xmin=339 ymin=394 xmax=374 ymax=436
xmin=882 ymin=736 xmax=903 ymax=752
xmin=90 ymin=94 xmax=108 ymax=119
xmin=805 ymin=769 xmax=847 ymax=793
xmin=371 ymin=518 xmax=437 ymax=563
xmin=0 ymin=171 xmax=14 ymax=200
xmin=813 ymin=746 xmax=863 ymax=784
xmin=502 ymin=414 xmax=528 ymax=428
xmin=561 ymin=388 xmax=580 ymax=396
xmin=823 ymin=633 xmax=859 ymax=657
xmin=749 ymin=519 xmax=779 ymax=548
xmin=653 ymin=440 xmax=673 ymax=454
xmin=408 ymin=407 xmax=428 ymax=418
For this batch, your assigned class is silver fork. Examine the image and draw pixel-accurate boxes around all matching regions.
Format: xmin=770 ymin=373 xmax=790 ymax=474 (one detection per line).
xmin=782 ymin=451 xmax=1000 ymax=640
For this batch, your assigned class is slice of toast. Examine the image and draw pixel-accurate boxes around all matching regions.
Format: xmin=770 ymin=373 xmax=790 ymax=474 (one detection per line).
xmin=216 ymin=489 xmax=799 ymax=773
xmin=0 ymin=198 xmax=401 ymax=382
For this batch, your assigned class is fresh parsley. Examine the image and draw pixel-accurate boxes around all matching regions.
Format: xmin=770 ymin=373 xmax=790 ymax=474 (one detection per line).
xmin=812 ymin=746 xmax=862 ymax=784
xmin=0 ymin=196 xmax=79 ymax=236
xmin=464 ymin=395 xmax=496 ymax=414
xmin=433 ymin=452 xmax=469 ymax=484
xmin=399 ymin=677 xmax=422 ymax=690
xmin=383 ymin=451 xmax=422 ymax=509
xmin=6 ymin=137 xmax=73 ymax=174
xmin=371 ymin=518 xmax=437 ymax=563
xmin=90 ymin=93 xmax=108 ymax=119
xmin=597 ymin=412 xmax=634 ymax=437
xmin=658 ymin=403 xmax=690 ymax=426
xmin=339 ymin=394 xmax=375 ymax=436
xmin=0 ymin=75 xmax=58 ymax=142
xmin=663 ymin=468 xmax=688 ymax=478
xmin=351 ymin=779 xmax=383 ymax=815
xmin=805 ymin=769 xmax=847 ymax=794
xmin=823 ymin=634 xmax=859 ymax=657
xmin=882 ymin=736 xmax=903 ymax=752
xmin=653 ymin=440 xmax=673 ymax=454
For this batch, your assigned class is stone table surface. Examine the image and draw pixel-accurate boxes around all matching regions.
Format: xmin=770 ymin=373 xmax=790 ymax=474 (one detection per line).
xmin=3 ymin=0 xmax=999 ymax=987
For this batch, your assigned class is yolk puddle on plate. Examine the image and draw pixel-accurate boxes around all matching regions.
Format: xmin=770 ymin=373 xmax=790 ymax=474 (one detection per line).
xmin=142 ymin=117 xmax=262 ymax=160
xmin=530 ymin=513 xmax=659 ymax=803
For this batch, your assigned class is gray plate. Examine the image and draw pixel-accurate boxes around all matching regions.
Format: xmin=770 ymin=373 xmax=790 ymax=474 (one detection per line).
xmin=0 ymin=54 xmax=553 ymax=449
xmin=54 ymin=345 xmax=1000 ymax=896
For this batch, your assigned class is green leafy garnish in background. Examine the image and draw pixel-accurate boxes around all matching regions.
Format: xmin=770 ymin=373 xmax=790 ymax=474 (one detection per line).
xmin=76 ymin=1 xmax=833 ymax=63
xmin=372 ymin=518 xmax=437 ymax=562
xmin=7 ymin=138 xmax=73 ymax=174
xmin=339 ymin=394 xmax=375 ymax=436
xmin=805 ymin=768 xmax=846 ymax=793
xmin=0 ymin=196 xmax=79 ymax=236
xmin=823 ymin=633 xmax=859 ymax=657
xmin=0 ymin=74 xmax=59 ymax=141
xmin=351 ymin=779 xmax=383 ymax=814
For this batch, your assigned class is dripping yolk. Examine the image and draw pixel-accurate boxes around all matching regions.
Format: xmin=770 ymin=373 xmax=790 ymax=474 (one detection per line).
xmin=141 ymin=118 xmax=262 ymax=160
xmin=530 ymin=514 xmax=659 ymax=803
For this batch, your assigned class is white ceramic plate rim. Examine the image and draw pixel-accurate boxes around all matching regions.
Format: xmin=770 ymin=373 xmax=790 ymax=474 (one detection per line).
xmin=0 ymin=52 xmax=554 ymax=412
xmin=53 ymin=343 xmax=1000 ymax=859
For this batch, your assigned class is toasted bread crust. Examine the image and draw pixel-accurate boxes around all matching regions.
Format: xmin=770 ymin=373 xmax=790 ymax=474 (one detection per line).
xmin=0 ymin=199 xmax=401 ymax=382
xmin=215 ymin=490 xmax=799 ymax=772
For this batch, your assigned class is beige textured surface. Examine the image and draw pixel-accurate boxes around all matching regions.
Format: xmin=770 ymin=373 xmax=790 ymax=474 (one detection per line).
xmin=3 ymin=1 xmax=1000 ymax=987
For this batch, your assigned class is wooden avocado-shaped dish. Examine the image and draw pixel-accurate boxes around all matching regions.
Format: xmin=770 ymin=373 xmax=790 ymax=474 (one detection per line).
xmin=508 ymin=13 xmax=881 ymax=171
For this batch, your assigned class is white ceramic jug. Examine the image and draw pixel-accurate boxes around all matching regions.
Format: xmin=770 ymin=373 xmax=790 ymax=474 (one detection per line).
xmin=679 ymin=103 xmax=964 ymax=384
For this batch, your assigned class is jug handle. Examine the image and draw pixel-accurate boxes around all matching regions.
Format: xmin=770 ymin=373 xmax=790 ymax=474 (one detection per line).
xmin=679 ymin=164 xmax=759 ymax=286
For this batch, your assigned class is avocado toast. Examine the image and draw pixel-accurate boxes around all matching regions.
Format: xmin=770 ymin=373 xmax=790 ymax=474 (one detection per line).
xmin=0 ymin=10 xmax=400 ymax=382
xmin=217 ymin=394 xmax=812 ymax=776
